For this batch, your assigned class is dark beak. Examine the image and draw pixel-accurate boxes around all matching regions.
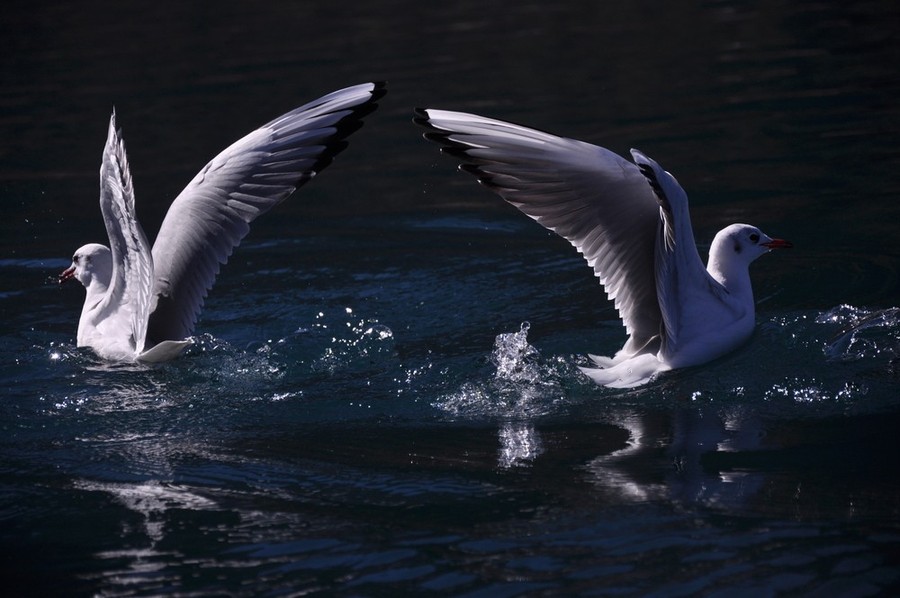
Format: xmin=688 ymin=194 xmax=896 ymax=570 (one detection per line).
xmin=59 ymin=266 xmax=75 ymax=284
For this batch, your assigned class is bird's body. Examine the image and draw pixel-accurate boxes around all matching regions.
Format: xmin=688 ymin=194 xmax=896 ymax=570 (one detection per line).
xmin=415 ymin=108 xmax=791 ymax=387
xmin=60 ymin=82 xmax=385 ymax=362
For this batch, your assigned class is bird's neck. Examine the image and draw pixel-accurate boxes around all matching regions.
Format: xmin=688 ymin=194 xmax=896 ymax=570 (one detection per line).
xmin=75 ymin=274 xmax=111 ymax=349
xmin=84 ymin=274 xmax=110 ymax=304
xmin=78 ymin=275 xmax=110 ymax=327
xmin=707 ymin=255 xmax=753 ymax=299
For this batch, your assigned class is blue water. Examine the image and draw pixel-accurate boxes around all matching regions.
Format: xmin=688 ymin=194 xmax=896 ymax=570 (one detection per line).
xmin=3 ymin=0 xmax=900 ymax=595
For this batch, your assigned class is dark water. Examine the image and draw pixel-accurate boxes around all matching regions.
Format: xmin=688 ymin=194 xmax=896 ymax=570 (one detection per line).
xmin=3 ymin=0 xmax=900 ymax=595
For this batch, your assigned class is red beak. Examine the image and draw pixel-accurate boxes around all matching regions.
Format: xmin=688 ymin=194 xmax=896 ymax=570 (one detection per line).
xmin=59 ymin=266 xmax=75 ymax=284
xmin=762 ymin=238 xmax=793 ymax=250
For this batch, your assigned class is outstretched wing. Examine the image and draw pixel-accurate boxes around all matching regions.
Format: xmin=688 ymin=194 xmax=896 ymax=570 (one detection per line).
xmin=415 ymin=108 xmax=663 ymax=356
xmin=98 ymin=111 xmax=154 ymax=354
xmin=146 ymin=82 xmax=386 ymax=345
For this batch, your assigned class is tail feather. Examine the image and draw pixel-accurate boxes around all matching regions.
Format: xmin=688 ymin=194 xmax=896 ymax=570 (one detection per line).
xmin=138 ymin=339 xmax=192 ymax=363
xmin=579 ymin=353 xmax=667 ymax=388
xmin=587 ymin=353 xmax=616 ymax=367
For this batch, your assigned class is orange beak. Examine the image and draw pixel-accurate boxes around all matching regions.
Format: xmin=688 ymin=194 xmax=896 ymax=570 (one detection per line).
xmin=762 ymin=238 xmax=793 ymax=250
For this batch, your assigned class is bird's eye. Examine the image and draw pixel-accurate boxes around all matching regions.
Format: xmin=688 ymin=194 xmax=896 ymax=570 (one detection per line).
xmin=749 ymin=233 xmax=760 ymax=243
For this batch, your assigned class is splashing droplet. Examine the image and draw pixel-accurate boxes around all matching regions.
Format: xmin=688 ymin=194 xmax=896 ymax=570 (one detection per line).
xmin=491 ymin=322 xmax=540 ymax=383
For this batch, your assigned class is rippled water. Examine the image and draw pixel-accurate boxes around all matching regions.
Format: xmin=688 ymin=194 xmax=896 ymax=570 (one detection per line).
xmin=3 ymin=0 xmax=900 ymax=595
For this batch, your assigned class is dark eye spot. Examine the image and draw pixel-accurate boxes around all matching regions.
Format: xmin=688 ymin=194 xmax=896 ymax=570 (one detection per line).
xmin=734 ymin=243 xmax=742 ymax=253
xmin=749 ymin=233 xmax=760 ymax=243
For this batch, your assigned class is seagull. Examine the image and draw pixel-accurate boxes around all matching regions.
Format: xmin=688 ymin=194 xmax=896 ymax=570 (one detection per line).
xmin=414 ymin=108 xmax=792 ymax=388
xmin=59 ymin=82 xmax=386 ymax=363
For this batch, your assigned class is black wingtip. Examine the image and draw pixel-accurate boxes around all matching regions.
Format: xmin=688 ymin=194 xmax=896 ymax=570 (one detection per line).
xmin=412 ymin=108 xmax=519 ymax=195
xmin=459 ymin=163 xmax=482 ymax=176
xmin=342 ymin=81 xmax=387 ymax=123
xmin=412 ymin=107 xmax=433 ymax=130
xmin=421 ymin=130 xmax=447 ymax=142
xmin=414 ymin=109 xmax=460 ymax=149
xmin=296 ymin=82 xmax=389 ymax=182
xmin=369 ymin=81 xmax=388 ymax=103
xmin=412 ymin=110 xmax=486 ymax=170
xmin=636 ymin=162 xmax=666 ymax=204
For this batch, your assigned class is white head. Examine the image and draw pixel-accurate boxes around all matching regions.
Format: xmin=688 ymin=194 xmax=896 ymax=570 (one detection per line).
xmin=59 ymin=243 xmax=113 ymax=289
xmin=713 ymin=223 xmax=792 ymax=262
xmin=707 ymin=223 xmax=792 ymax=288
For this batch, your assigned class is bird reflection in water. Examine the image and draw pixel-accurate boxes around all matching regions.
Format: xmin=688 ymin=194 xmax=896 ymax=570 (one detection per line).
xmin=585 ymin=407 xmax=766 ymax=508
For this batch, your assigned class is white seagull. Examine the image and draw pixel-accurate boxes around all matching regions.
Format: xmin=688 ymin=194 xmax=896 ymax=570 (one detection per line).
xmin=59 ymin=82 xmax=386 ymax=363
xmin=415 ymin=108 xmax=792 ymax=388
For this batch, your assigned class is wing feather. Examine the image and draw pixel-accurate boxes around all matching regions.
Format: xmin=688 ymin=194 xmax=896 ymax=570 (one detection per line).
xmin=415 ymin=108 xmax=663 ymax=355
xmin=98 ymin=111 xmax=154 ymax=353
xmin=146 ymin=82 xmax=385 ymax=345
xmin=630 ymin=150 xmax=723 ymax=356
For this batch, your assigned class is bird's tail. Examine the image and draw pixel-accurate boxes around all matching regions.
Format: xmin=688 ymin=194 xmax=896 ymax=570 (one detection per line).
xmin=579 ymin=353 xmax=666 ymax=389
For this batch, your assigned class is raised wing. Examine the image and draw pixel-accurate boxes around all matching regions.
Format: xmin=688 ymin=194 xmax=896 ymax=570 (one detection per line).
xmin=98 ymin=111 xmax=154 ymax=354
xmin=415 ymin=108 xmax=663 ymax=356
xmin=631 ymin=149 xmax=722 ymax=357
xmin=146 ymin=82 xmax=386 ymax=345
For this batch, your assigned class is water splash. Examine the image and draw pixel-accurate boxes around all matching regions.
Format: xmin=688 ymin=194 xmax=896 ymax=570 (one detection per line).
xmin=241 ymin=308 xmax=398 ymax=380
xmin=763 ymin=378 xmax=868 ymax=405
xmin=818 ymin=305 xmax=900 ymax=363
xmin=184 ymin=333 xmax=285 ymax=386
xmin=491 ymin=322 xmax=542 ymax=383
xmin=743 ymin=306 xmax=900 ymax=413
xmin=34 ymin=333 xmax=294 ymax=416
xmin=434 ymin=322 xmax=578 ymax=419
xmin=307 ymin=308 xmax=396 ymax=375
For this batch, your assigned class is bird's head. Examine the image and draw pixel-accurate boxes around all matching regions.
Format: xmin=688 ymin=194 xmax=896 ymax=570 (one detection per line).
xmin=59 ymin=243 xmax=113 ymax=289
xmin=713 ymin=223 xmax=792 ymax=266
